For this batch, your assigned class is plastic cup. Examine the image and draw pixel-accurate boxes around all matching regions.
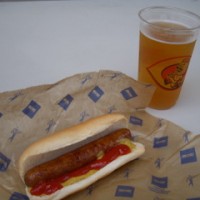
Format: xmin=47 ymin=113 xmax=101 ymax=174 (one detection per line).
xmin=138 ymin=6 xmax=200 ymax=109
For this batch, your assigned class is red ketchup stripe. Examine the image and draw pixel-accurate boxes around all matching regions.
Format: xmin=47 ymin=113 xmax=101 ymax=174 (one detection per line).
xmin=30 ymin=144 xmax=131 ymax=196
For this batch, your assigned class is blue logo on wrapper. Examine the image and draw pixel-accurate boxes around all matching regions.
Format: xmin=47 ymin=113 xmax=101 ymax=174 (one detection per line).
xmin=129 ymin=116 xmax=143 ymax=126
xmin=153 ymin=136 xmax=168 ymax=148
xmin=121 ymin=87 xmax=137 ymax=100
xmin=0 ymin=152 xmax=11 ymax=171
xmin=187 ymin=198 xmax=200 ymax=200
xmin=58 ymin=94 xmax=74 ymax=111
xmin=9 ymin=192 xmax=29 ymax=200
xmin=180 ymin=147 xmax=197 ymax=164
xmin=88 ymin=86 xmax=104 ymax=103
xmin=0 ymin=112 xmax=3 ymax=118
xmin=115 ymin=185 xmax=135 ymax=198
xmin=151 ymin=176 xmax=168 ymax=188
xmin=22 ymin=100 xmax=41 ymax=118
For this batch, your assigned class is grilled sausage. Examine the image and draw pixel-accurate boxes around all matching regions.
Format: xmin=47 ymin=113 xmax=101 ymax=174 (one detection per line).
xmin=24 ymin=128 xmax=132 ymax=187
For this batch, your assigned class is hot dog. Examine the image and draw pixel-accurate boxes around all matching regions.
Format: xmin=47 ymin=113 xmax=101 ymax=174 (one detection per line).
xmin=24 ymin=128 xmax=132 ymax=188
xmin=18 ymin=114 xmax=145 ymax=200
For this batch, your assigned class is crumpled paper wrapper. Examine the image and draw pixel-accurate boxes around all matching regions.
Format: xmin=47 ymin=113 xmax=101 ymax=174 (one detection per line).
xmin=0 ymin=70 xmax=200 ymax=200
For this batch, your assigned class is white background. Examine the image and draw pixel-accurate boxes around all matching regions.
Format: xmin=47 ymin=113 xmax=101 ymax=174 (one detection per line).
xmin=0 ymin=0 xmax=200 ymax=133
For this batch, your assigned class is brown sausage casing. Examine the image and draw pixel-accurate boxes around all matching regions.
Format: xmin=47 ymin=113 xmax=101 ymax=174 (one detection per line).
xmin=24 ymin=128 xmax=132 ymax=187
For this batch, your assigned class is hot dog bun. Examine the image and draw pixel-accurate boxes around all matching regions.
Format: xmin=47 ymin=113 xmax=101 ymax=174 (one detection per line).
xmin=18 ymin=113 xmax=145 ymax=200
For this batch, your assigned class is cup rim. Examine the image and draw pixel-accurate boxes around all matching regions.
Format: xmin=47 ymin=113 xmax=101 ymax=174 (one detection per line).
xmin=138 ymin=6 xmax=200 ymax=31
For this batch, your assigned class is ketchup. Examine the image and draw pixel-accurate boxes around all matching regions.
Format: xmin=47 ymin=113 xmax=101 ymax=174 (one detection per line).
xmin=30 ymin=144 xmax=131 ymax=196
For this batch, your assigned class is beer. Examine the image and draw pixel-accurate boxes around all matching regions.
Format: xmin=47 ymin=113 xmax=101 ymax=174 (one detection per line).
xmin=138 ymin=21 xmax=196 ymax=109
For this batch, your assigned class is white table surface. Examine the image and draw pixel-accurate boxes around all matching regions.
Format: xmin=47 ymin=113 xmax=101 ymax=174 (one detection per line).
xmin=0 ymin=0 xmax=200 ymax=134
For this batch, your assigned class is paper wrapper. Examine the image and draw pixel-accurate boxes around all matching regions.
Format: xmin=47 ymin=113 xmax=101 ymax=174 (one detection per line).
xmin=0 ymin=70 xmax=200 ymax=200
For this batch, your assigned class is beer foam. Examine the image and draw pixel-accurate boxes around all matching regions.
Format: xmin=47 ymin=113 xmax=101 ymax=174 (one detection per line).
xmin=141 ymin=20 xmax=197 ymax=44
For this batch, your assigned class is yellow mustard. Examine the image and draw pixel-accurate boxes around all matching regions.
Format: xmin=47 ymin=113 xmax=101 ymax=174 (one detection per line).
xmin=62 ymin=170 xmax=97 ymax=187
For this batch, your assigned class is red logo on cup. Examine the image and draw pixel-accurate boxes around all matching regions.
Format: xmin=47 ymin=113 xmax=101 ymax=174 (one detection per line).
xmin=147 ymin=56 xmax=190 ymax=90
